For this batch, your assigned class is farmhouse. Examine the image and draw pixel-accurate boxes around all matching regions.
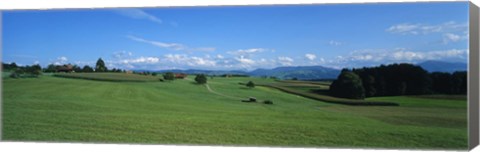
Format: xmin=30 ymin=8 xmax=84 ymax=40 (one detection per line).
xmin=175 ymin=73 xmax=187 ymax=79
xmin=57 ymin=64 xmax=74 ymax=73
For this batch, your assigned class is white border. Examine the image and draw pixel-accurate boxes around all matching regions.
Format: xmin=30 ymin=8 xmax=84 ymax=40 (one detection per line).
xmin=0 ymin=0 xmax=471 ymax=10
xmin=0 ymin=0 xmax=478 ymax=152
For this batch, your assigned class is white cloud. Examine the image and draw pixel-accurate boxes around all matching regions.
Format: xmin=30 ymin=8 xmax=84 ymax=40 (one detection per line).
xmin=391 ymin=51 xmax=424 ymax=61
xmin=58 ymin=56 xmax=68 ymax=62
xmin=305 ymin=54 xmax=316 ymax=60
xmin=386 ymin=21 xmax=467 ymax=35
xmin=386 ymin=23 xmax=420 ymax=35
xmin=113 ymin=51 xmax=133 ymax=59
xmin=443 ymin=33 xmax=466 ymax=44
xmin=341 ymin=48 xmax=467 ymax=63
xmin=277 ymin=56 xmax=294 ymax=66
xmin=127 ymin=35 xmax=186 ymax=51
xmin=328 ymin=40 xmax=343 ymax=46
xmin=189 ymin=57 xmax=216 ymax=66
xmin=317 ymin=48 xmax=468 ymax=69
xmin=53 ymin=56 xmax=68 ymax=65
xmin=116 ymin=9 xmax=162 ymax=24
xmin=121 ymin=57 xmax=160 ymax=64
xmin=127 ymin=35 xmax=215 ymax=52
xmin=216 ymin=54 xmax=224 ymax=59
xmin=164 ymin=54 xmax=216 ymax=67
xmin=227 ymin=48 xmax=267 ymax=56
xmin=235 ymin=56 xmax=256 ymax=65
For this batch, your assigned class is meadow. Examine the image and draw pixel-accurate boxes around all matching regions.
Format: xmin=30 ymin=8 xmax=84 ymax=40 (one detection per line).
xmin=1 ymin=73 xmax=467 ymax=149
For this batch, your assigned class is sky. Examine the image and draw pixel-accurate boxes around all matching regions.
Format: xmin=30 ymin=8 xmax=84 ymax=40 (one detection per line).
xmin=2 ymin=2 xmax=470 ymax=71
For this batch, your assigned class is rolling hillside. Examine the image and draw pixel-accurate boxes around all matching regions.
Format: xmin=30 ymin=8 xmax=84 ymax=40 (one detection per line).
xmin=1 ymin=75 xmax=467 ymax=149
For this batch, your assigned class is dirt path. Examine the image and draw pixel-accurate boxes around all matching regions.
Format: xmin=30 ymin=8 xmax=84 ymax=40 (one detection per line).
xmin=183 ymin=78 xmax=242 ymax=100
xmin=205 ymin=84 xmax=243 ymax=100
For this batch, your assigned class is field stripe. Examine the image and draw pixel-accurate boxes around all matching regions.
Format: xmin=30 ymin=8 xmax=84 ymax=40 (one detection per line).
xmin=205 ymin=84 xmax=243 ymax=100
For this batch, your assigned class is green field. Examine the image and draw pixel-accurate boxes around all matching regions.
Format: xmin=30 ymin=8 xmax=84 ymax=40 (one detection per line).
xmin=1 ymin=74 xmax=467 ymax=149
xmin=53 ymin=73 xmax=161 ymax=82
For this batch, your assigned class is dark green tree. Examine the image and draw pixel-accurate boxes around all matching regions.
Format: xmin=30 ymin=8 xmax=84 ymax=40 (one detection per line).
xmin=451 ymin=71 xmax=467 ymax=94
xmin=73 ymin=65 xmax=82 ymax=72
xmin=95 ymin=58 xmax=107 ymax=72
xmin=45 ymin=64 xmax=57 ymax=72
xmin=195 ymin=74 xmax=207 ymax=84
xmin=163 ymin=72 xmax=175 ymax=80
xmin=82 ymin=65 xmax=94 ymax=72
xmin=246 ymin=81 xmax=255 ymax=88
xmin=329 ymin=70 xmax=365 ymax=99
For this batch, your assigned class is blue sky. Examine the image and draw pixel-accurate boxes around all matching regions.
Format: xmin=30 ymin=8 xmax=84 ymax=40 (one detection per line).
xmin=2 ymin=2 xmax=469 ymax=71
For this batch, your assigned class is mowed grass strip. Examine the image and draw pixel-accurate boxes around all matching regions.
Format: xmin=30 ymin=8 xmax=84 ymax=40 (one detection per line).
xmin=257 ymin=82 xmax=399 ymax=106
xmin=2 ymin=76 xmax=467 ymax=149
xmin=53 ymin=73 xmax=161 ymax=82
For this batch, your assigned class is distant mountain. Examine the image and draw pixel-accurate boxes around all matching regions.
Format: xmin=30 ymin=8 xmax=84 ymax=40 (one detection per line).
xmin=417 ymin=60 xmax=467 ymax=73
xmin=136 ymin=65 xmax=340 ymax=80
xmin=249 ymin=66 xmax=340 ymax=80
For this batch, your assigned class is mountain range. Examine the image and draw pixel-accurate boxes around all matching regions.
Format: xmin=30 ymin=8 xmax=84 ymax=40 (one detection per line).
xmin=136 ymin=60 xmax=467 ymax=80
xmin=417 ymin=60 xmax=467 ymax=73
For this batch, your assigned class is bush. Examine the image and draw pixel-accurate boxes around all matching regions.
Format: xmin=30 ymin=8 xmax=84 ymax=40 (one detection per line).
xmin=163 ymin=72 xmax=175 ymax=80
xmin=246 ymin=81 xmax=255 ymax=88
xmin=9 ymin=72 xmax=19 ymax=78
xmin=330 ymin=70 xmax=365 ymax=99
xmin=263 ymin=100 xmax=273 ymax=104
xmin=195 ymin=74 xmax=207 ymax=84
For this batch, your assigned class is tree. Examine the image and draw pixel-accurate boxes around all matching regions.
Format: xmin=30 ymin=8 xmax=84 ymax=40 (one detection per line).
xmin=2 ymin=62 xmax=18 ymax=71
xmin=363 ymin=75 xmax=376 ymax=97
xmin=430 ymin=72 xmax=453 ymax=94
xmin=73 ymin=65 xmax=82 ymax=72
xmin=152 ymin=72 xmax=157 ymax=76
xmin=30 ymin=64 xmax=42 ymax=77
xmin=95 ymin=58 xmax=107 ymax=72
xmin=82 ymin=65 xmax=94 ymax=72
xmin=195 ymin=74 xmax=207 ymax=84
xmin=10 ymin=62 xmax=18 ymax=70
xmin=352 ymin=63 xmax=432 ymax=96
xmin=246 ymin=81 xmax=255 ymax=88
xmin=451 ymin=71 xmax=467 ymax=94
xmin=163 ymin=72 xmax=175 ymax=80
xmin=45 ymin=64 xmax=57 ymax=73
xmin=329 ymin=70 xmax=365 ymax=99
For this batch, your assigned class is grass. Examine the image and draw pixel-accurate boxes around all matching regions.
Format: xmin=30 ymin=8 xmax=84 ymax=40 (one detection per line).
xmin=1 ymin=75 xmax=467 ymax=149
xmin=256 ymin=80 xmax=399 ymax=106
xmin=53 ymin=73 xmax=161 ymax=82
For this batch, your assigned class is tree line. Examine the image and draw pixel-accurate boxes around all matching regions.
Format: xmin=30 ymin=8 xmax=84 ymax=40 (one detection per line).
xmin=2 ymin=62 xmax=42 ymax=78
xmin=44 ymin=58 xmax=124 ymax=73
xmin=330 ymin=63 xmax=467 ymax=99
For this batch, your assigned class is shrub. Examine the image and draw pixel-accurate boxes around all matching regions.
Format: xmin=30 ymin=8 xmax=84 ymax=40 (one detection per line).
xmin=195 ymin=74 xmax=207 ymax=84
xmin=263 ymin=100 xmax=273 ymax=104
xmin=329 ymin=70 xmax=365 ymax=99
xmin=246 ymin=81 xmax=255 ymax=88
xmin=163 ymin=72 xmax=175 ymax=80
xmin=9 ymin=72 xmax=19 ymax=78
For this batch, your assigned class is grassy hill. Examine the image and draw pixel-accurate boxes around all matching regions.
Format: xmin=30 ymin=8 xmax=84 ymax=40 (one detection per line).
xmin=53 ymin=73 xmax=161 ymax=82
xmin=1 ymin=75 xmax=467 ymax=149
